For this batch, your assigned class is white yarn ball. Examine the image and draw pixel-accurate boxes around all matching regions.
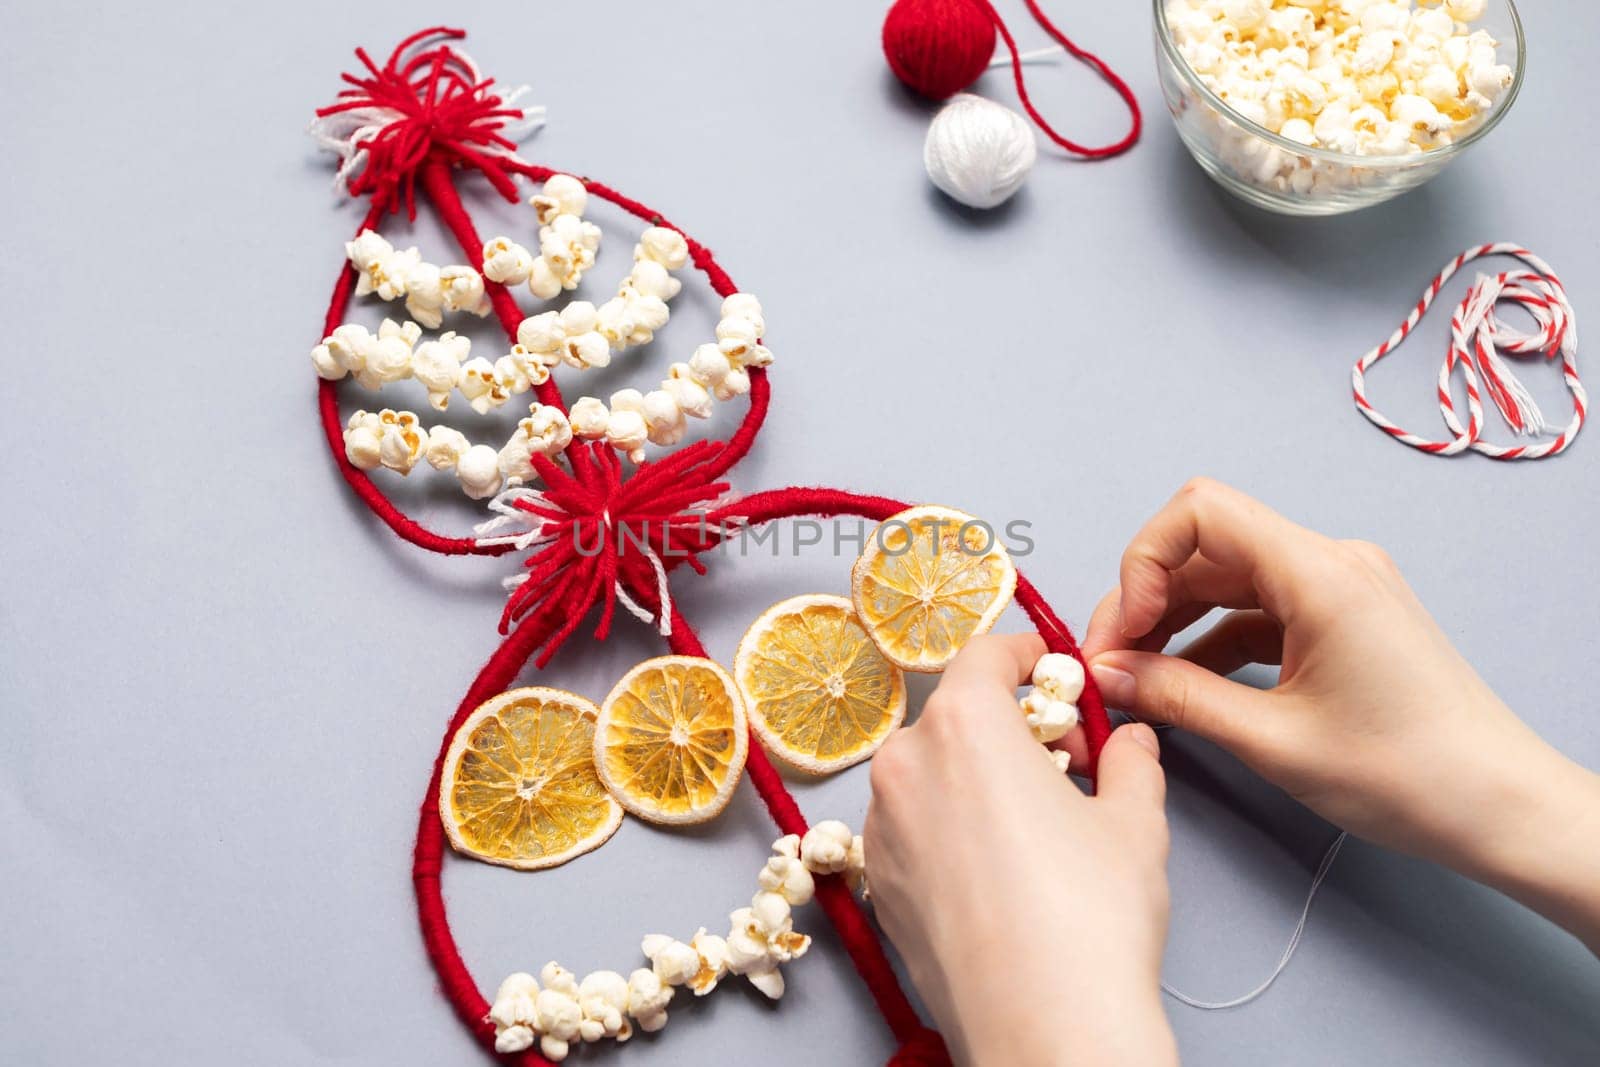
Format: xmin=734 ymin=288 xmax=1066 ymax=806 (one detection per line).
xmin=923 ymin=93 xmax=1037 ymax=210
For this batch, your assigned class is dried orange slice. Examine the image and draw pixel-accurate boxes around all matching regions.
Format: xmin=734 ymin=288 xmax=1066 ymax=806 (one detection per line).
xmin=734 ymin=594 xmax=907 ymax=775
xmin=594 ymin=656 xmax=748 ymax=825
xmin=851 ymin=505 xmax=1017 ymax=672
xmin=439 ymin=687 xmax=623 ymax=871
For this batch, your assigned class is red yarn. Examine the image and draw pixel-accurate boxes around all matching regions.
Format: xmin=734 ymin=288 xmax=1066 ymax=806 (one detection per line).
xmin=491 ymin=440 xmax=735 ymax=665
xmin=418 ymin=159 xmax=561 ymax=411
xmin=890 ymin=1028 xmax=954 ymax=1066
xmin=315 ymin=26 xmax=530 ymax=217
xmin=883 ymin=0 xmax=996 ymax=100
xmin=315 ymin=29 xmax=1113 ymax=1066
xmin=1016 ymin=573 xmax=1112 ymax=771
xmin=881 ymin=0 xmax=1142 ymax=159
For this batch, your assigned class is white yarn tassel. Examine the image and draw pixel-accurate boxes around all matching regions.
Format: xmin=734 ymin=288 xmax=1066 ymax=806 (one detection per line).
xmin=474 ymin=490 xmax=732 ymax=638
xmin=491 ymin=84 xmax=547 ymax=148
xmin=923 ymin=94 xmax=1038 ymax=210
xmin=475 ymin=488 xmax=560 ymax=554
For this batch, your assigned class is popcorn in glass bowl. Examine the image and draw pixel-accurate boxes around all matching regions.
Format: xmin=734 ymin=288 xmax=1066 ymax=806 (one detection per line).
xmin=1154 ymin=0 xmax=1524 ymax=215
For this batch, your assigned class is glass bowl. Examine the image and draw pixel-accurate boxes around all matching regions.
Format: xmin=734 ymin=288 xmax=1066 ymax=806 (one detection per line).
xmin=1153 ymin=0 xmax=1524 ymax=215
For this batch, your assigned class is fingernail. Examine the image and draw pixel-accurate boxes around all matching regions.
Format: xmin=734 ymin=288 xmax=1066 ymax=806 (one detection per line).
xmin=1126 ymin=722 xmax=1160 ymax=758
xmin=1091 ymin=660 xmax=1136 ymax=708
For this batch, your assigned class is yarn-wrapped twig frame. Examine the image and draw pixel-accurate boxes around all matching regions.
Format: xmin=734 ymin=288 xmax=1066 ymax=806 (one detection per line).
xmin=309 ymin=28 xmax=1114 ymax=1066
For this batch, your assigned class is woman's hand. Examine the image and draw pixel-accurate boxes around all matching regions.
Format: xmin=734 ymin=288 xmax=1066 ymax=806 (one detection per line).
xmin=865 ymin=634 xmax=1178 ymax=1067
xmin=1082 ymin=478 xmax=1600 ymax=953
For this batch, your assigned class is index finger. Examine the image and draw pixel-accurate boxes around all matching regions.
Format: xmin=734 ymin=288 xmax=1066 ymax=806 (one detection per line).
xmin=939 ymin=632 xmax=1048 ymax=694
xmin=1119 ymin=479 xmax=1327 ymax=640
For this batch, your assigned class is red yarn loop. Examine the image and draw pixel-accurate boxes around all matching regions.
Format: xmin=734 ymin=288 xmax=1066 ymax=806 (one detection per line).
xmin=881 ymin=0 xmax=1142 ymax=159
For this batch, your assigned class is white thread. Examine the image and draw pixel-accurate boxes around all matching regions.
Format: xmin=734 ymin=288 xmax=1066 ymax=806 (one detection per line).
xmin=923 ymin=93 xmax=1038 ymax=210
xmin=988 ymin=45 xmax=1063 ymax=67
xmin=1162 ymin=831 xmax=1347 ymax=1010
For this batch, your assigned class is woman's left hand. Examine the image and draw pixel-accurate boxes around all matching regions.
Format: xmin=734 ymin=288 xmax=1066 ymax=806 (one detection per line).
xmin=864 ymin=633 xmax=1177 ymax=1067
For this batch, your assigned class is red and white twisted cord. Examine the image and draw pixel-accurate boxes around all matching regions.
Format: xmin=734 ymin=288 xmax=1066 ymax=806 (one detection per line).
xmin=1352 ymin=243 xmax=1584 ymax=460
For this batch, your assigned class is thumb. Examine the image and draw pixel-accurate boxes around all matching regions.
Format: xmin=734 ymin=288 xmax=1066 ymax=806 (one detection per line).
xmin=1091 ymin=651 xmax=1274 ymax=759
xmin=1095 ymin=723 xmax=1166 ymax=815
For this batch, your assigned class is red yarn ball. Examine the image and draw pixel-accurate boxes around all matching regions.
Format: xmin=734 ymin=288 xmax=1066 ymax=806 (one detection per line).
xmin=882 ymin=0 xmax=997 ymax=101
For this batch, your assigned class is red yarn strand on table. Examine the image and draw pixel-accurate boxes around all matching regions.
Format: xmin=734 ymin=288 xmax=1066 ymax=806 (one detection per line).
xmin=983 ymin=0 xmax=1142 ymax=158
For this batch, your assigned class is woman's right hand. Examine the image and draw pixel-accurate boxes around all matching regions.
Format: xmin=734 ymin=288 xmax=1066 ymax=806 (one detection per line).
xmin=1078 ymin=478 xmax=1600 ymax=953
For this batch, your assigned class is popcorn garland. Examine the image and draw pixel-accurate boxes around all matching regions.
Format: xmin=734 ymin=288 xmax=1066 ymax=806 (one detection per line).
xmin=488 ymin=824 xmax=866 ymax=1059
xmin=314 ymin=173 xmax=773 ymax=498
xmin=324 ymin=286 xmax=767 ymax=498
xmin=344 ymin=230 xmax=492 ymax=329
xmin=483 ymin=173 xmax=603 ymax=299
xmin=527 ymin=291 xmax=771 ymax=464
xmin=309 ymin=29 xmax=1116 ymax=1067
xmin=1167 ymin=0 xmax=1515 ymax=158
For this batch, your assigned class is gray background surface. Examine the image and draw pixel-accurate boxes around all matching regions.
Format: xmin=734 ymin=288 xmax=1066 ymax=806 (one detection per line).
xmin=3 ymin=1 xmax=1598 ymax=1064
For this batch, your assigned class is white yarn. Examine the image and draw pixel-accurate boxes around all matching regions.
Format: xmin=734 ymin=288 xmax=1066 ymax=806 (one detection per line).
xmin=923 ymin=93 xmax=1037 ymax=210
xmin=1163 ymin=831 xmax=1348 ymax=1010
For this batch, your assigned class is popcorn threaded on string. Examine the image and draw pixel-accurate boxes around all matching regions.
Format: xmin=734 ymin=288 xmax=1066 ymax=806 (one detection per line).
xmin=319 ymin=205 xmax=774 ymax=491
xmin=1022 ymin=652 xmax=1085 ymax=744
xmin=485 ymin=824 xmax=874 ymax=1054
xmin=548 ymin=290 xmax=771 ymax=466
xmin=326 ymin=174 xmax=770 ymax=474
